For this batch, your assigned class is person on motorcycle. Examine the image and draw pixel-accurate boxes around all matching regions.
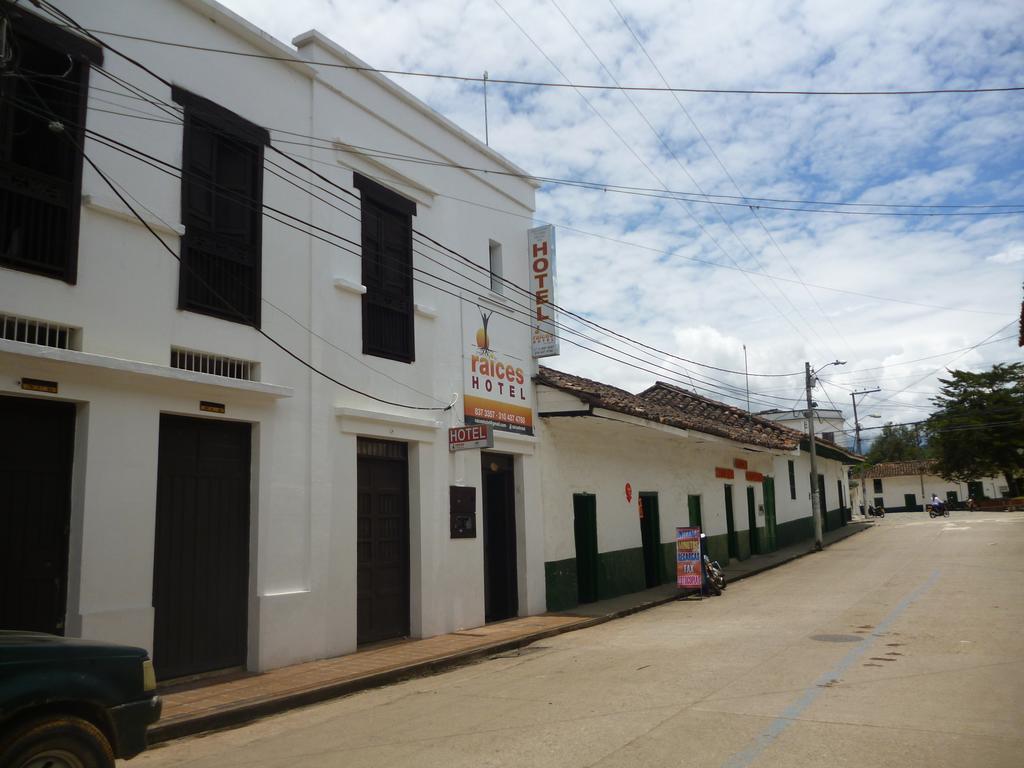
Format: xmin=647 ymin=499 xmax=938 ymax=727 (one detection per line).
xmin=931 ymin=493 xmax=944 ymax=513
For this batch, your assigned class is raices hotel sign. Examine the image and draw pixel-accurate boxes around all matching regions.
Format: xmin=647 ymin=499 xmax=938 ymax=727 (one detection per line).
xmin=528 ymin=225 xmax=559 ymax=358
xmin=463 ymin=306 xmax=533 ymax=435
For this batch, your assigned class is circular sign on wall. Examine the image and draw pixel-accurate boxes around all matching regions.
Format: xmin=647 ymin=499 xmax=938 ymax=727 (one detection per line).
xmin=625 ymin=482 xmax=632 ymax=503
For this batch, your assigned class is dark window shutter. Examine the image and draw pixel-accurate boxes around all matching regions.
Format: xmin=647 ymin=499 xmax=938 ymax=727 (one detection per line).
xmin=0 ymin=9 xmax=98 ymax=283
xmin=175 ymin=94 xmax=265 ymax=327
xmin=359 ymin=187 xmax=415 ymax=363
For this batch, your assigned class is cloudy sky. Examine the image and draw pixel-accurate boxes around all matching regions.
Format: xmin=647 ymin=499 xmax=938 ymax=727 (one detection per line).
xmin=220 ymin=0 xmax=1023 ymax=444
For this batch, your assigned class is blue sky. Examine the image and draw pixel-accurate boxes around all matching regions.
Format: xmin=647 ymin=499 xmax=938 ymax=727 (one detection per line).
xmin=222 ymin=0 xmax=1023 ymax=439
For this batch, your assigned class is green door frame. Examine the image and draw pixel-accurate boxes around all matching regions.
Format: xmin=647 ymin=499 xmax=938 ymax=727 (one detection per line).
xmin=572 ymin=494 xmax=599 ymax=603
xmin=817 ymin=474 xmax=829 ymax=531
xmin=638 ymin=492 xmax=661 ymax=589
xmin=746 ymin=486 xmax=759 ymax=555
xmin=762 ymin=477 xmax=777 ymax=552
xmin=724 ymin=484 xmax=738 ymax=560
xmin=687 ymin=494 xmax=703 ymax=530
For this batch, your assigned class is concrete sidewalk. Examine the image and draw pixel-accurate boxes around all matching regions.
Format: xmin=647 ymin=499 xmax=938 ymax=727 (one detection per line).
xmin=149 ymin=520 xmax=872 ymax=744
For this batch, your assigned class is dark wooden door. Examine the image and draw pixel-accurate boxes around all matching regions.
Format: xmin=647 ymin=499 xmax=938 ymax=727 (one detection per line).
xmin=747 ymin=486 xmax=760 ymax=555
xmin=153 ymin=415 xmax=251 ymax=680
xmin=482 ymin=453 xmax=518 ymax=622
xmin=638 ymin=493 xmax=661 ymax=588
xmin=724 ymin=485 xmax=738 ymax=560
xmin=573 ymin=494 xmax=598 ymax=604
xmin=357 ymin=439 xmax=410 ymax=644
xmin=0 ymin=396 xmax=75 ymax=634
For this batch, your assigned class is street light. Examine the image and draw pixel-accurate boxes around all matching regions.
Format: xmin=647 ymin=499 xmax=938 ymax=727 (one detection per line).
xmin=805 ymin=360 xmax=846 ymax=550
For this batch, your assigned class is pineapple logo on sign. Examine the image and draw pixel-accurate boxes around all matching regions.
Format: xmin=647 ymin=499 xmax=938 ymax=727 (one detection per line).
xmin=464 ymin=307 xmax=533 ymax=435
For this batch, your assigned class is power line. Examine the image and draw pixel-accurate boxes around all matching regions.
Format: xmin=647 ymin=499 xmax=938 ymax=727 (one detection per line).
xmin=493 ymin=0 xmax=833 ymax=363
xmin=38 ymin=72 xmax=1024 ymax=215
xmin=68 ymin=24 xmax=1024 ymax=96
xmin=64 ymin=102 xmax=802 ymax=407
xmin=607 ymin=0 xmax=852 ymax=363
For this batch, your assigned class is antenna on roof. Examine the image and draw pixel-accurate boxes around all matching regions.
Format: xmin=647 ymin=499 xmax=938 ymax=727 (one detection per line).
xmin=743 ymin=344 xmax=751 ymax=429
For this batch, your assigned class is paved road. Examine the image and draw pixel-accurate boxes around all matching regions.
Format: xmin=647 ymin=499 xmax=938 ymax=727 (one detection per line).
xmin=129 ymin=512 xmax=1024 ymax=768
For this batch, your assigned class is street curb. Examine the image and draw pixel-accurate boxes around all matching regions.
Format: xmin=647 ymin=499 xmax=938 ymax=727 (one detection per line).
xmin=725 ymin=522 xmax=872 ymax=585
xmin=147 ymin=523 xmax=872 ymax=746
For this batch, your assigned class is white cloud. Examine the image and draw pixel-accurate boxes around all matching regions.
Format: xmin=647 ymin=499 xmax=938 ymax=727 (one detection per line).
xmin=217 ymin=0 xmax=1024 ymax=430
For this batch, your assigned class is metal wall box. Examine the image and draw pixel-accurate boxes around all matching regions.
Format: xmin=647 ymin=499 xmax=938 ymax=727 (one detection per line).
xmin=449 ymin=485 xmax=477 ymax=538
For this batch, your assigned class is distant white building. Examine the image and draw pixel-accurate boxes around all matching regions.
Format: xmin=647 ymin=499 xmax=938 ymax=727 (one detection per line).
xmin=758 ymin=407 xmax=848 ymax=447
xmin=860 ymin=461 xmax=1007 ymax=512
xmin=1 ymin=0 xmax=544 ymax=678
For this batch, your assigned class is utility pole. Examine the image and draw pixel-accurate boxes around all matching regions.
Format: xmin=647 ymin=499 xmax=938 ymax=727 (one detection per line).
xmin=805 ymin=359 xmax=845 ymax=550
xmin=851 ymin=387 xmax=880 ymax=517
xmin=483 ymin=71 xmax=489 ymax=146
xmin=805 ymin=362 xmax=823 ymax=550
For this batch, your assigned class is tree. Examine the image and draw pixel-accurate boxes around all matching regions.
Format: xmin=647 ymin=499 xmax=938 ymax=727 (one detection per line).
xmin=865 ymin=423 xmax=929 ymax=464
xmin=927 ymin=362 xmax=1024 ymax=497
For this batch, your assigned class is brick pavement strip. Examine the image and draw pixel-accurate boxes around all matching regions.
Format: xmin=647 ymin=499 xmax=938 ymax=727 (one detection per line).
xmin=149 ymin=521 xmax=871 ymax=745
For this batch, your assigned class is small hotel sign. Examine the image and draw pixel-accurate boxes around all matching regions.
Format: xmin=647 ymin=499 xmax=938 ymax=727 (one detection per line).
xmin=448 ymin=424 xmax=494 ymax=452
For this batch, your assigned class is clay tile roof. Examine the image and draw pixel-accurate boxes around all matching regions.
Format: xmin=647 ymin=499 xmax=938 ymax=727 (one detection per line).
xmin=862 ymin=459 xmax=938 ymax=478
xmin=535 ymin=367 xmax=801 ymax=450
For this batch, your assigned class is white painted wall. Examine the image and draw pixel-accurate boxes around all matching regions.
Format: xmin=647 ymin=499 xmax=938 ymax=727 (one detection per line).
xmin=863 ymin=473 xmax=1005 ymax=511
xmin=537 ymin=412 xmax=779 ymax=563
xmin=1 ymin=0 xmax=540 ymax=673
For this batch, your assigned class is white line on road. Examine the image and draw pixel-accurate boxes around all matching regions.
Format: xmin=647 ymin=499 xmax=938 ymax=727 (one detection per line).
xmin=720 ymin=569 xmax=941 ymax=768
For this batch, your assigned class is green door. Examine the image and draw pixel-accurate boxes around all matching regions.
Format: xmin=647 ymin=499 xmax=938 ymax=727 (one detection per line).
xmin=762 ymin=477 xmax=777 ymax=551
xmin=573 ymin=494 xmax=599 ymax=603
xmin=818 ymin=475 xmax=829 ymax=531
xmin=724 ymin=485 xmax=738 ymax=560
xmin=904 ymin=493 xmax=917 ymax=511
xmin=967 ymin=480 xmax=983 ymax=500
xmin=687 ymin=495 xmax=703 ymax=530
xmin=638 ymin=493 xmax=661 ymax=588
xmin=946 ymin=490 xmax=958 ymax=506
xmin=746 ymin=486 xmax=759 ymax=555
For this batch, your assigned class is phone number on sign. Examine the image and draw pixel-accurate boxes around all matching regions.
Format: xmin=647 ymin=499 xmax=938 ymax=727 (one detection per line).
xmin=471 ymin=407 xmax=527 ymax=426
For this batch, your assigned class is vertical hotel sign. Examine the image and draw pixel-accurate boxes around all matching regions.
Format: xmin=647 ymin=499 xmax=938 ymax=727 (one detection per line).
xmin=528 ymin=225 xmax=559 ymax=358
xmin=676 ymin=527 xmax=702 ymax=588
xmin=463 ymin=307 xmax=534 ymax=435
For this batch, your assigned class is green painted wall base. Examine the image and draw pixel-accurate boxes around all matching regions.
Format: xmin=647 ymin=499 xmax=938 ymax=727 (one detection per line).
xmin=544 ymin=558 xmax=578 ymax=611
xmin=597 ymin=547 xmax=646 ymax=600
xmin=775 ymin=516 xmax=814 ymax=548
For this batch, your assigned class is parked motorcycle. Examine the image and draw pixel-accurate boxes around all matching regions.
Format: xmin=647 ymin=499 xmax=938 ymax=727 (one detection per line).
xmin=703 ymin=555 xmax=726 ymax=595
xmin=868 ymin=505 xmax=885 ymax=518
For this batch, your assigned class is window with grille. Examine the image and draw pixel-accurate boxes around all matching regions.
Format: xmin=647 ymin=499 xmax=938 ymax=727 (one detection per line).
xmin=170 ymin=347 xmax=257 ymax=381
xmin=355 ymin=173 xmax=415 ymax=363
xmin=0 ymin=8 xmax=102 ymax=283
xmin=787 ymin=460 xmax=796 ymax=500
xmin=173 ymin=87 xmax=267 ymax=327
xmin=1 ymin=312 xmax=76 ymax=349
xmin=873 ymin=478 xmax=883 ymax=493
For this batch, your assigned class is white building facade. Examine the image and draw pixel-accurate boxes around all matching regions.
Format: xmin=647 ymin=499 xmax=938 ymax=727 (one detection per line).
xmin=860 ymin=461 xmax=1007 ymax=512
xmin=0 ymin=0 xmax=544 ymax=678
xmin=535 ymin=372 xmax=856 ymax=610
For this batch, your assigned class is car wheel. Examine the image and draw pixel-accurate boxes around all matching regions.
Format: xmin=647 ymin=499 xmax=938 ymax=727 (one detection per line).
xmin=0 ymin=716 xmax=114 ymax=768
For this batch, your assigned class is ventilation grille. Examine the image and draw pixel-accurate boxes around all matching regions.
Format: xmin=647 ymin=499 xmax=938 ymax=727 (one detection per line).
xmin=1 ymin=313 xmax=76 ymax=350
xmin=171 ymin=347 xmax=257 ymax=381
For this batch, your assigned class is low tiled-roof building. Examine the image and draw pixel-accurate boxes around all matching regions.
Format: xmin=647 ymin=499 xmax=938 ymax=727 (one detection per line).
xmin=861 ymin=460 xmax=1006 ymax=511
xmin=535 ymin=367 xmax=859 ymax=611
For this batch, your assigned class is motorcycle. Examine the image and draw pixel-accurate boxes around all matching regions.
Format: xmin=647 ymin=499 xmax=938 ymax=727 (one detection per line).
xmin=867 ymin=505 xmax=885 ymax=518
xmin=927 ymin=502 xmax=950 ymax=518
xmin=703 ymin=555 xmax=726 ymax=595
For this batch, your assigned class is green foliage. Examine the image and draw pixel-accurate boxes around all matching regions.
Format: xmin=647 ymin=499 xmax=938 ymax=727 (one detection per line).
xmin=865 ymin=423 xmax=929 ymax=464
xmin=926 ymin=362 xmax=1024 ymax=496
